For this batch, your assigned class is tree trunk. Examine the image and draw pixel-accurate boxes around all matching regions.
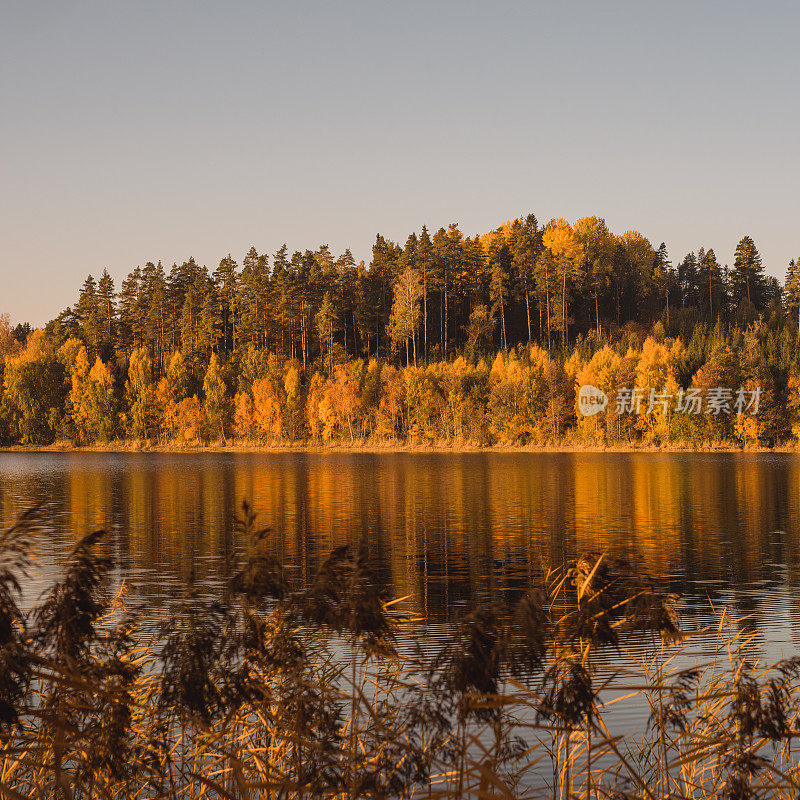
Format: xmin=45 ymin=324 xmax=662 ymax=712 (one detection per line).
xmin=525 ymin=288 xmax=532 ymax=344
xmin=709 ymin=271 xmax=713 ymax=318
xmin=500 ymin=294 xmax=507 ymax=352
xmin=545 ymin=261 xmax=551 ymax=350
xmin=443 ymin=285 xmax=449 ymax=360
xmin=423 ymin=273 xmax=428 ymax=363
xmin=595 ymin=291 xmax=600 ymax=338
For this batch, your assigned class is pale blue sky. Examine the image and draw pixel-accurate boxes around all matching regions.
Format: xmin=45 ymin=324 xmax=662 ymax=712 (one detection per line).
xmin=2 ymin=1 xmax=798 ymax=325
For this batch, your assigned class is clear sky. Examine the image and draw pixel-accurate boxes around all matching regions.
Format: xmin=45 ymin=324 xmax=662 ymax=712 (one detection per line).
xmin=2 ymin=1 xmax=798 ymax=326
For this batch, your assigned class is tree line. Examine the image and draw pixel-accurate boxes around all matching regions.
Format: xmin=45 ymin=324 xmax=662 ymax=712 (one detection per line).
xmin=2 ymin=214 xmax=800 ymax=447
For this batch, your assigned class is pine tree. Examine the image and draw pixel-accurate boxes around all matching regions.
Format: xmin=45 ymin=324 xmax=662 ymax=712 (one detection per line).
xmin=510 ymin=215 xmax=540 ymax=343
xmin=485 ymin=231 xmax=510 ymax=351
xmin=677 ymin=252 xmax=701 ymax=309
xmin=417 ymin=225 xmax=433 ymax=360
xmin=732 ymin=235 xmax=765 ymax=309
xmin=75 ymin=275 xmax=101 ymax=354
xmin=240 ymin=247 xmax=271 ymax=348
xmin=785 ymin=258 xmax=800 ymax=330
xmin=653 ymin=243 xmax=673 ymax=327
xmin=97 ymin=269 xmax=116 ymax=354
xmin=213 ymin=255 xmax=239 ymax=352
xmin=699 ymin=248 xmax=725 ymax=319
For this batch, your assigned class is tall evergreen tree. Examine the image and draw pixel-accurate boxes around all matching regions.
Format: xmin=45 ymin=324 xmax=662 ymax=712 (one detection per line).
xmin=785 ymin=257 xmax=800 ymax=330
xmin=699 ymin=248 xmax=725 ymax=319
xmin=732 ymin=235 xmax=765 ymax=309
xmin=97 ymin=269 xmax=116 ymax=354
xmin=75 ymin=275 xmax=101 ymax=354
xmin=509 ymin=215 xmax=540 ymax=343
xmin=213 ymin=255 xmax=239 ymax=352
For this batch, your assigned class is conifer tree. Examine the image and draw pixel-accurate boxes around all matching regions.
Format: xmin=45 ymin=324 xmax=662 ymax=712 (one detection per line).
xmin=732 ymin=235 xmax=765 ymax=308
xmin=509 ymin=215 xmax=540 ymax=344
xmin=97 ymin=269 xmax=116 ymax=354
xmin=785 ymin=258 xmax=800 ymax=330
xmin=699 ymin=248 xmax=725 ymax=319
xmin=653 ymin=242 xmax=673 ymax=327
xmin=75 ymin=275 xmax=101 ymax=354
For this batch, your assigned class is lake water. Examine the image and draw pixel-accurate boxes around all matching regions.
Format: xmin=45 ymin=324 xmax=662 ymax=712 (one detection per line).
xmin=3 ymin=450 xmax=800 ymax=662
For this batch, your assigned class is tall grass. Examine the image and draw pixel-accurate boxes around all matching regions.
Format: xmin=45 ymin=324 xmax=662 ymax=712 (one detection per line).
xmin=1 ymin=504 xmax=799 ymax=799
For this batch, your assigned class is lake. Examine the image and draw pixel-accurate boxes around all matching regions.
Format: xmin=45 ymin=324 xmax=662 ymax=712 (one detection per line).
xmin=3 ymin=450 xmax=800 ymax=662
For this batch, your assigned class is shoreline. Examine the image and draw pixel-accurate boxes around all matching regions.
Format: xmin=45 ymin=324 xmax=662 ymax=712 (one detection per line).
xmin=0 ymin=441 xmax=795 ymax=455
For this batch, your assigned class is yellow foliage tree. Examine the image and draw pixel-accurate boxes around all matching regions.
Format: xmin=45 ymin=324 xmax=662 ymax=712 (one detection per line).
xmin=155 ymin=351 xmax=190 ymax=442
xmin=68 ymin=346 xmax=117 ymax=444
xmin=234 ymin=391 xmax=256 ymax=440
xmin=574 ymin=345 xmax=622 ymax=442
xmin=542 ymin=219 xmax=584 ymax=344
xmin=634 ymin=337 xmax=684 ymax=442
xmin=252 ymin=376 xmax=285 ymax=441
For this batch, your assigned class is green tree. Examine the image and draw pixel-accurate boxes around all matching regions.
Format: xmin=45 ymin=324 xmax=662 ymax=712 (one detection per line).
xmin=75 ymin=275 xmax=101 ymax=354
xmin=126 ymin=347 xmax=155 ymax=439
xmin=574 ymin=216 xmax=614 ymax=337
xmin=316 ymin=291 xmax=338 ymax=373
xmin=66 ymin=345 xmax=117 ymax=444
xmin=699 ymin=247 xmax=725 ymax=319
xmin=214 ymin=255 xmax=239 ymax=352
xmin=653 ymin=242 xmax=675 ymax=327
xmin=1 ymin=332 xmax=65 ymax=444
xmin=387 ymin=267 xmax=423 ymax=365
xmin=732 ymin=235 xmax=765 ymax=309
xmin=484 ymin=230 xmax=511 ymax=351
xmin=97 ymin=269 xmax=116 ymax=354
xmin=785 ymin=258 xmax=800 ymax=331
xmin=203 ymin=353 xmax=229 ymax=442
xmin=509 ymin=215 xmax=540 ymax=343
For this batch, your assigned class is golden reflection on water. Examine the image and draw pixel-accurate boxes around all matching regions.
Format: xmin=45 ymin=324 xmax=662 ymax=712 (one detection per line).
xmin=2 ymin=452 xmax=800 ymax=626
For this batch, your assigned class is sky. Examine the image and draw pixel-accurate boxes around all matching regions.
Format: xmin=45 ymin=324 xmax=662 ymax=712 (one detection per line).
xmin=1 ymin=1 xmax=799 ymax=326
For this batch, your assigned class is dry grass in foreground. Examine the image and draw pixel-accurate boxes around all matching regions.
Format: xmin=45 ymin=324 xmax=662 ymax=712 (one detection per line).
xmin=0 ymin=504 xmax=798 ymax=799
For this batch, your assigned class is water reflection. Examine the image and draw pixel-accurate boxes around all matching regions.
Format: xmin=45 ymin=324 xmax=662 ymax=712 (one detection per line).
xmin=2 ymin=451 xmax=800 ymax=647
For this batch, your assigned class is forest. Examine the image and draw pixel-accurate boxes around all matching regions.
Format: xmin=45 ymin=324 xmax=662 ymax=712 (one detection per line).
xmin=2 ymin=214 xmax=800 ymax=448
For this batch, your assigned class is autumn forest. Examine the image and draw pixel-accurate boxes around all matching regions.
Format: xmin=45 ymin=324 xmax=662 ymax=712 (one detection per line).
xmin=2 ymin=214 xmax=800 ymax=448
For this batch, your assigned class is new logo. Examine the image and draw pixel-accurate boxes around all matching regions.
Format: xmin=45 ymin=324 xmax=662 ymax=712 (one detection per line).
xmin=578 ymin=385 xmax=608 ymax=417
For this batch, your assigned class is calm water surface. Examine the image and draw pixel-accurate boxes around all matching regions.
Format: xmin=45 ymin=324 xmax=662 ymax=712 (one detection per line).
xmin=2 ymin=450 xmax=800 ymax=660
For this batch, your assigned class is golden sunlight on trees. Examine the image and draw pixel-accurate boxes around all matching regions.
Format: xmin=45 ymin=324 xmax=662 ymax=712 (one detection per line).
xmin=388 ymin=267 xmax=423 ymax=366
xmin=1 ymin=330 xmax=64 ymax=444
xmin=203 ymin=353 xmax=228 ymax=443
xmin=542 ymin=218 xmax=584 ymax=345
xmin=65 ymin=344 xmax=117 ymax=444
xmin=1 ymin=212 xmax=795 ymax=450
xmin=126 ymin=347 xmax=155 ymax=439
